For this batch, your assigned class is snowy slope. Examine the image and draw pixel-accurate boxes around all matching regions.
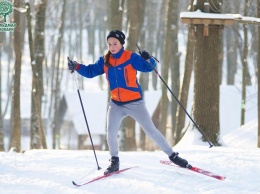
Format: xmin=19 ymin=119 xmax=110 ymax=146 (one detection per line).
xmin=0 ymin=120 xmax=259 ymax=194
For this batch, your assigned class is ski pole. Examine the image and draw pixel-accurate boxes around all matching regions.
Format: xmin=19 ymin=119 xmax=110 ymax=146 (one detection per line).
xmin=67 ymin=57 xmax=102 ymax=170
xmin=136 ymin=44 xmax=213 ymax=148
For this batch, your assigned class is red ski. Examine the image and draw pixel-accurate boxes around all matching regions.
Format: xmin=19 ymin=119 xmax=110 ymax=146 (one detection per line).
xmin=72 ymin=166 xmax=138 ymax=186
xmin=160 ymin=160 xmax=225 ymax=181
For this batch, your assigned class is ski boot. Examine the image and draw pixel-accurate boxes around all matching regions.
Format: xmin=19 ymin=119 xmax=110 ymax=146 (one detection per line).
xmin=169 ymin=152 xmax=191 ymax=168
xmin=104 ymin=156 xmax=119 ymax=175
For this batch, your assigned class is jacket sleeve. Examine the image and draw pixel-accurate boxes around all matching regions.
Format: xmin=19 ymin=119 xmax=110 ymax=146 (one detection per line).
xmin=130 ymin=52 xmax=156 ymax=72
xmin=76 ymin=56 xmax=105 ymax=78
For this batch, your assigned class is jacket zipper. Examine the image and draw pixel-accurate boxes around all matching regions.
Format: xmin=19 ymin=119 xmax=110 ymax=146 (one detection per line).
xmin=113 ymin=59 xmax=121 ymax=101
xmin=125 ymin=68 xmax=129 ymax=86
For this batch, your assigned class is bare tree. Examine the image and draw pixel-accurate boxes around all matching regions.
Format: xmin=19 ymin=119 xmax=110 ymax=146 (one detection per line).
xmin=137 ymin=0 xmax=148 ymax=151
xmin=159 ymin=0 xmax=172 ymax=136
xmin=30 ymin=0 xmax=47 ymax=149
xmin=170 ymin=0 xmax=180 ymax=143
xmin=10 ymin=0 xmax=25 ymax=152
xmin=156 ymin=0 xmax=167 ymax=71
xmin=52 ymin=0 xmax=66 ymax=149
xmin=120 ymin=0 xmax=144 ymax=151
xmin=257 ymin=0 xmax=260 ymax=148
xmin=240 ymin=0 xmax=249 ymax=126
xmin=87 ymin=3 xmax=95 ymax=63
xmin=0 ymin=32 xmax=13 ymax=151
xmin=95 ymin=1 xmax=108 ymax=90
xmin=145 ymin=0 xmax=167 ymax=149
xmin=192 ymin=0 xmax=221 ymax=145
xmin=175 ymin=23 xmax=195 ymax=144
xmin=0 ymin=33 xmax=4 ymax=151
xmin=108 ymin=0 xmax=124 ymax=30
xmin=105 ymin=0 xmax=124 ymax=151
xmin=224 ymin=0 xmax=238 ymax=85
xmin=26 ymin=2 xmax=40 ymax=149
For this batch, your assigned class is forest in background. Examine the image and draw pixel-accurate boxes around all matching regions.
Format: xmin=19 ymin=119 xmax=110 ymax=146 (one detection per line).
xmin=0 ymin=0 xmax=259 ymax=152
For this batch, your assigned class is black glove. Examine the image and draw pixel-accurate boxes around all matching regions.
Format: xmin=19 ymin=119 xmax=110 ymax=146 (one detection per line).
xmin=68 ymin=60 xmax=78 ymax=71
xmin=139 ymin=50 xmax=151 ymax=60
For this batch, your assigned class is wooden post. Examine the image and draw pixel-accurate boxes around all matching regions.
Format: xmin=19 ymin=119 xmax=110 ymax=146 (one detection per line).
xmin=203 ymin=3 xmax=210 ymax=36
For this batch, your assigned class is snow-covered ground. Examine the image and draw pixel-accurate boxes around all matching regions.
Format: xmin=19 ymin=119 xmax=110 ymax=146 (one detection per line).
xmin=0 ymin=2 xmax=258 ymax=193
xmin=0 ymin=119 xmax=259 ymax=194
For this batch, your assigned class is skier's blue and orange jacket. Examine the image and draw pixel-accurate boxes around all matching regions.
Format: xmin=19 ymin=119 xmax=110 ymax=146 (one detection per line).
xmin=76 ymin=47 xmax=156 ymax=103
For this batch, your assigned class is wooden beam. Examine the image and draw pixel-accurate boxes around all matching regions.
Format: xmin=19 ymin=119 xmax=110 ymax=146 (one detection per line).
xmin=181 ymin=18 xmax=233 ymax=26
xmin=234 ymin=19 xmax=260 ymax=25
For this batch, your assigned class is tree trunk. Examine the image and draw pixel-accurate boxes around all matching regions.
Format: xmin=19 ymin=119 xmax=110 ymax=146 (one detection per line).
xmin=137 ymin=1 xmax=147 ymax=151
xmin=226 ymin=25 xmax=238 ymax=85
xmin=241 ymin=23 xmax=248 ymax=126
xmin=10 ymin=0 xmax=24 ymax=152
xmin=224 ymin=0 xmax=238 ymax=85
xmin=52 ymin=0 xmax=66 ymax=149
xmin=27 ymin=2 xmax=43 ymax=149
xmin=108 ymin=0 xmax=123 ymax=30
xmin=30 ymin=0 xmax=48 ymax=149
xmin=106 ymin=0 xmax=124 ymax=151
xmin=96 ymin=1 xmax=107 ymax=90
xmin=159 ymin=0 xmax=172 ymax=136
xmin=192 ymin=0 xmax=221 ymax=145
xmin=0 ymin=33 xmax=12 ymax=151
xmin=156 ymin=0 xmax=167 ymax=72
xmin=170 ymin=0 xmax=180 ymax=143
xmin=241 ymin=0 xmax=249 ymax=126
xmin=87 ymin=23 xmax=95 ymax=62
xmin=218 ymin=27 xmax=223 ymax=85
xmin=120 ymin=0 xmax=143 ymax=151
xmin=0 ymin=44 xmax=4 ymax=151
xmin=175 ymin=26 xmax=194 ymax=144
xmin=258 ymin=0 xmax=260 ymax=148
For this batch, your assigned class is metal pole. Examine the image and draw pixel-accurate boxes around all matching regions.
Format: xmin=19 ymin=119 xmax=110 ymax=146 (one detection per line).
xmin=68 ymin=57 xmax=102 ymax=170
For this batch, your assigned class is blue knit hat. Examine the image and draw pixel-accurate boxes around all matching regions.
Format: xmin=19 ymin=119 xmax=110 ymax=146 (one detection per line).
xmin=107 ymin=30 xmax=125 ymax=44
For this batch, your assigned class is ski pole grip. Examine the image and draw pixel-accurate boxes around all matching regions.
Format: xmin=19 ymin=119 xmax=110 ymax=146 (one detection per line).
xmin=67 ymin=56 xmax=75 ymax=74
xmin=136 ymin=44 xmax=159 ymax=63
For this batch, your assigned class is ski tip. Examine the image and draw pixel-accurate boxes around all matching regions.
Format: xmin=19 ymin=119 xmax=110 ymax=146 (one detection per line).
xmin=72 ymin=181 xmax=79 ymax=186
